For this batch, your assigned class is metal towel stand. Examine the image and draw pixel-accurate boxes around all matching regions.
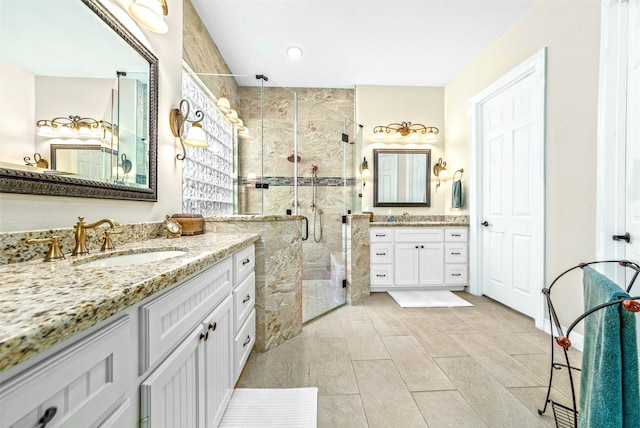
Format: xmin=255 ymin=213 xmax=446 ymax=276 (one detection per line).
xmin=538 ymin=260 xmax=640 ymax=428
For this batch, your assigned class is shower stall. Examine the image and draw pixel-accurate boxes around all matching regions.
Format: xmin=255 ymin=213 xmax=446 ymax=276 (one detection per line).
xmin=185 ymin=72 xmax=362 ymax=322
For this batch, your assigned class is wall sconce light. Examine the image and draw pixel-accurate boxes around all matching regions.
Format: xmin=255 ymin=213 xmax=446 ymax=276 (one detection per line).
xmin=128 ymin=0 xmax=168 ymax=34
xmin=433 ymin=157 xmax=448 ymax=187
xmin=360 ymin=157 xmax=371 ymax=186
xmin=36 ymin=115 xmax=115 ymax=142
xmin=360 ymin=157 xmax=371 ymax=176
xmin=373 ymin=122 xmax=439 ymax=142
xmin=170 ymin=99 xmax=209 ymax=160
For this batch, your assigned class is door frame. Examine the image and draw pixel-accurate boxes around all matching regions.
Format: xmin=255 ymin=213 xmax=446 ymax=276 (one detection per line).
xmin=596 ymin=0 xmax=629 ymax=284
xmin=468 ymin=48 xmax=547 ymax=329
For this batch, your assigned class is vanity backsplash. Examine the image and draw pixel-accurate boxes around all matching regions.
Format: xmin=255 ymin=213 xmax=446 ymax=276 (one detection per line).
xmin=0 ymin=222 xmax=164 ymax=265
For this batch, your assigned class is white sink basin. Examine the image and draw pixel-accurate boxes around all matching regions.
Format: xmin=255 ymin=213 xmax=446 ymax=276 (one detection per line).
xmin=77 ymin=250 xmax=187 ymax=268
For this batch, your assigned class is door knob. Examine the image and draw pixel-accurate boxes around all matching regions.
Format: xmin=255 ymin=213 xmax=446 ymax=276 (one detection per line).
xmin=481 ymin=221 xmax=490 ymax=227
xmin=612 ymin=232 xmax=631 ymax=243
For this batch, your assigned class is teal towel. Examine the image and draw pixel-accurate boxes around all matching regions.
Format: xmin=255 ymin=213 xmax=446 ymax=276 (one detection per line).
xmin=452 ymin=179 xmax=462 ymax=208
xmin=579 ymin=267 xmax=640 ymax=428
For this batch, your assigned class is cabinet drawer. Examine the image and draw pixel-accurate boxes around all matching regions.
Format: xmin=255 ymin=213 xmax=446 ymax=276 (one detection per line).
xmin=395 ymin=228 xmax=444 ymax=242
xmin=445 ymin=228 xmax=468 ymax=242
xmin=0 ymin=317 xmax=130 ymax=428
xmin=233 ymin=271 xmax=255 ymax=334
xmin=140 ymin=258 xmax=233 ymax=373
xmin=445 ymin=265 xmax=468 ymax=284
xmin=370 ymin=228 xmax=393 ymax=242
xmin=445 ymin=243 xmax=468 ymax=264
xmin=234 ymin=309 xmax=256 ymax=383
xmin=370 ymin=243 xmax=393 ymax=264
xmin=233 ymin=244 xmax=255 ymax=285
xmin=370 ymin=266 xmax=394 ymax=285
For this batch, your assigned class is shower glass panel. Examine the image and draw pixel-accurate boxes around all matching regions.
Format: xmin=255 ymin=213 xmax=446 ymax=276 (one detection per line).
xmin=294 ymin=95 xmax=356 ymax=322
xmin=185 ymin=72 xmax=359 ymax=321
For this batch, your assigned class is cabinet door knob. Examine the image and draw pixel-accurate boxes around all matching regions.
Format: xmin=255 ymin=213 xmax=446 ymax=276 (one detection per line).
xmin=242 ymin=295 xmax=251 ymax=303
xmin=38 ymin=406 xmax=57 ymax=427
xmin=242 ymin=258 xmax=251 ymax=265
xmin=209 ymin=322 xmax=217 ymax=332
xmin=200 ymin=331 xmax=209 ymax=341
xmin=243 ymin=335 xmax=251 ymax=347
xmin=481 ymin=221 xmax=490 ymax=227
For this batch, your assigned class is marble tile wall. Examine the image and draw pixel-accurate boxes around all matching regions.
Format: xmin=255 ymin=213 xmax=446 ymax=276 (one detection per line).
xmin=347 ymin=215 xmax=371 ymax=305
xmin=182 ymin=0 xmax=240 ymax=106
xmin=0 ymin=222 xmax=163 ymax=265
xmin=204 ymin=216 xmax=303 ymax=352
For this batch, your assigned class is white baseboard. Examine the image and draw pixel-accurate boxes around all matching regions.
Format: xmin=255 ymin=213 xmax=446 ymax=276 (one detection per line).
xmin=542 ymin=318 xmax=584 ymax=352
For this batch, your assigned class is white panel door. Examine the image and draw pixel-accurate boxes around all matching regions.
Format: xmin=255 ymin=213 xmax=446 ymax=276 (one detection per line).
xmin=481 ymin=71 xmax=540 ymax=317
xmin=394 ymin=244 xmax=420 ymax=285
xmin=626 ymin=0 xmax=640 ymax=277
xmin=140 ymin=324 xmax=205 ymax=428
xmin=418 ymin=244 xmax=445 ymax=285
xmin=203 ymin=296 xmax=234 ymax=428
xmin=379 ymin=153 xmax=398 ymax=202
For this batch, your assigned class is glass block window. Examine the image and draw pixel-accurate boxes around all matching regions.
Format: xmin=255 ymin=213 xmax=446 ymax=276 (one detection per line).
xmin=181 ymin=75 xmax=233 ymax=216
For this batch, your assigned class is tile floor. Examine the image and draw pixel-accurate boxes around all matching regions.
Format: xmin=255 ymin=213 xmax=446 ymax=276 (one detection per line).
xmin=302 ymin=279 xmax=346 ymax=323
xmin=237 ymin=291 xmax=582 ymax=428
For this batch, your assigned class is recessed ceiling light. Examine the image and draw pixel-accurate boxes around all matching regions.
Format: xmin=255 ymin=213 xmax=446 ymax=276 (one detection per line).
xmin=286 ymin=46 xmax=303 ymax=59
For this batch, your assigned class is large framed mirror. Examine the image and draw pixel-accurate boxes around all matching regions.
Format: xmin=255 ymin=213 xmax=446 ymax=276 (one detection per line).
xmin=0 ymin=0 xmax=158 ymax=201
xmin=373 ymin=149 xmax=431 ymax=207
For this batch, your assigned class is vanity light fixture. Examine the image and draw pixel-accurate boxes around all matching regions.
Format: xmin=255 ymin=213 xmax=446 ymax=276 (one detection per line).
xmin=216 ymin=97 xmax=249 ymax=138
xmin=170 ymin=99 xmax=209 ymax=160
xmin=128 ymin=0 xmax=168 ymax=34
xmin=36 ymin=116 xmax=116 ymax=142
xmin=433 ymin=157 xmax=449 ymax=187
xmin=217 ymin=97 xmax=232 ymax=114
xmin=373 ymin=122 xmax=439 ymax=143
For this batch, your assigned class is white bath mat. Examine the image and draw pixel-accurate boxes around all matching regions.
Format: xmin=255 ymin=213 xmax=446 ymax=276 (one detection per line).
xmin=388 ymin=290 xmax=473 ymax=308
xmin=219 ymin=387 xmax=318 ymax=427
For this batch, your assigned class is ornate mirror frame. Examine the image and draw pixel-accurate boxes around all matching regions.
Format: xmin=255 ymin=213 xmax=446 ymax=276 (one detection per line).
xmin=0 ymin=0 xmax=158 ymax=201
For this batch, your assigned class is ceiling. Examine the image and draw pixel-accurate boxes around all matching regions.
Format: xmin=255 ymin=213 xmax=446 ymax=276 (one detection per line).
xmin=190 ymin=0 xmax=539 ymax=89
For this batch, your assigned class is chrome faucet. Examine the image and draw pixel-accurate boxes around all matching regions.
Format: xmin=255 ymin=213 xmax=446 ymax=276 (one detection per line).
xmin=72 ymin=216 xmax=120 ymax=256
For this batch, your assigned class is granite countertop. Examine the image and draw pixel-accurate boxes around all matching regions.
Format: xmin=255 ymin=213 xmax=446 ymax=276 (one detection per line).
xmin=370 ymin=221 xmax=470 ymax=227
xmin=0 ymin=232 xmax=260 ymax=373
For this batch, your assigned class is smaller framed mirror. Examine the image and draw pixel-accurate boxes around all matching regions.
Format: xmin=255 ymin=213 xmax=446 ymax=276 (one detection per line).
xmin=373 ymin=148 xmax=431 ymax=207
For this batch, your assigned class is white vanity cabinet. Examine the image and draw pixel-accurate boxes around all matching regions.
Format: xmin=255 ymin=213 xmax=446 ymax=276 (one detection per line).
xmin=0 ymin=317 xmax=131 ymax=428
xmin=140 ymin=258 xmax=235 ymax=428
xmin=370 ymin=227 xmax=468 ymax=291
xmin=0 ymin=241 xmax=257 ymax=428
xmin=231 ymin=244 xmax=256 ymax=383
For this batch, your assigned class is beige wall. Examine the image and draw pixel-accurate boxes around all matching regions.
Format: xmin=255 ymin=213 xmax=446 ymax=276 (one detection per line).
xmin=356 ymin=85 xmax=446 ymax=215
xmin=0 ymin=0 xmax=185 ymax=232
xmin=444 ymin=1 xmax=601 ymax=327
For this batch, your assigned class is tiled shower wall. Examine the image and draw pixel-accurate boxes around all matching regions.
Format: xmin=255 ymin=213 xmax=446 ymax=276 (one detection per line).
xmin=239 ymin=87 xmax=356 ymax=280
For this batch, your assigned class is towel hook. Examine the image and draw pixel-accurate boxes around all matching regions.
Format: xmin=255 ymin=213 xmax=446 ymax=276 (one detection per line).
xmin=453 ymin=168 xmax=464 ymax=181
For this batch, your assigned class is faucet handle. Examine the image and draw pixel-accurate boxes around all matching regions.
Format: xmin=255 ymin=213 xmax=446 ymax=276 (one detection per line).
xmin=26 ymin=236 xmax=65 ymax=262
xmin=101 ymin=228 xmax=123 ymax=252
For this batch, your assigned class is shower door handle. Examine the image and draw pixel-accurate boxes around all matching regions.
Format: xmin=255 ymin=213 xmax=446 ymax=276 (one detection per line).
xmin=302 ymin=216 xmax=309 ymax=241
